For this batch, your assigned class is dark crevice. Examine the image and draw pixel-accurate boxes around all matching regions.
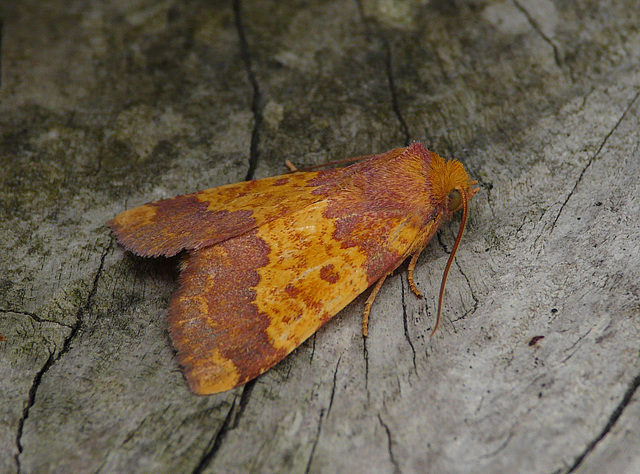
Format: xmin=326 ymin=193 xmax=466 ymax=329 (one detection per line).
xmin=514 ymin=213 xmax=529 ymax=237
xmin=400 ymin=280 xmax=418 ymax=375
xmin=326 ymin=356 xmax=341 ymax=418
xmin=550 ymin=90 xmax=640 ymax=234
xmin=362 ymin=336 xmax=370 ymax=398
xmin=1 ymin=308 xmax=43 ymax=322
xmin=512 ymin=0 xmax=562 ymax=69
xmin=452 ymin=260 xmax=479 ymax=320
xmin=192 ymin=380 xmax=255 ymax=473
xmin=436 ymin=231 xmax=450 ymax=254
xmin=383 ymin=41 xmax=411 ymax=146
xmin=121 ymin=416 xmax=149 ymax=447
xmin=94 ymin=457 xmax=108 ymax=474
xmin=566 ymin=370 xmax=640 ymax=472
xmin=378 ymin=414 xmax=401 ymax=474
xmin=353 ymin=0 xmax=410 ymax=145
xmin=560 ymin=328 xmax=593 ymax=364
xmin=14 ymin=244 xmax=110 ymax=473
xmin=0 ymin=19 xmax=3 ymax=89
xmin=310 ymin=333 xmax=317 ymax=364
xmin=304 ymin=409 xmax=325 ymax=474
xmin=14 ymin=350 xmax=54 ymax=473
xmin=0 ymin=308 xmax=74 ymax=329
xmin=233 ymin=0 xmax=262 ymax=181
xmin=231 ymin=379 xmax=255 ymax=429
xmin=303 ymin=357 xmax=343 ymax=473
xmin=192 ymin=399 xmax=237 ymax=474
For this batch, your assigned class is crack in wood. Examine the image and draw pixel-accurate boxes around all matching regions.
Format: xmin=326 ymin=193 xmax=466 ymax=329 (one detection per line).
xmin=362 ymin=335 xmax=370 ymax=399
xmin=378 ymin=414 xmax=401 ymax=474
xmin=566 ymin=370 xmax=640 ymax=472
xmin=454 ymin=260 xmax=479 ymax=320
xmin=0 ymin=19 xmax=3 ymax=90
xmin=549 ymin=90 xmax=640 ymax=234
xmin=309 ymin=333 xmax=317 ymax=365
xmin=13 ymin=244 xmax=110 ymax=473
xmin=0 ymin=308 xmax=73 ymax=329
xmin=353 ymin=0 xmax=410 ymax=145
xmin=304 ymin=408 xmax=325 ymax=474
xmin=560 ymin=327 xmax=593 ymax=364
xmin=511 ymin=0 xmax=562 ymax=69
xmin=191 ymin=380 xmax=255 ymax=473
xmin=232 ymin=380 xmax=255 ymax=430
xmin=14 ymin=349 xmax=54 ymax=474
xmin=326 ymin=356 xmax=341 ymax=418
xmin=383 ymin=40 xmax=411 ymax=146
xmin=400 ymin=280 xmax=418 ymax=377
xmin=192 ymin=399 xmax=237 ymax=474
xmin=233 ymin=0 xmax=263 ymax=182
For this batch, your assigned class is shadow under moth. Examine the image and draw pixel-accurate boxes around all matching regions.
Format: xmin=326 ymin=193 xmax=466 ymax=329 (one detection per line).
xmin=109 ymin=143 xmax=478 ymax=394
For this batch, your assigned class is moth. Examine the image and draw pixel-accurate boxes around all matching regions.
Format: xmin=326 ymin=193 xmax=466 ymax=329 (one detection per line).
xmin=110 ymin=143 xmax=478 ymax=394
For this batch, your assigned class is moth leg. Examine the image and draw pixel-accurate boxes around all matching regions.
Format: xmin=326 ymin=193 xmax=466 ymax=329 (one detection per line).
xmin=407 ymin=251 xmax=424 ymax=299
xmin=285 ymin=159 xmax=298 ymax=172
xmin=362 ymin=273 xmax=389 ymax=337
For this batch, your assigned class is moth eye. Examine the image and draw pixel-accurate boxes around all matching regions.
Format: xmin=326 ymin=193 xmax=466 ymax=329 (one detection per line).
xmin=447 ymin=189 xmax=463 ymax=212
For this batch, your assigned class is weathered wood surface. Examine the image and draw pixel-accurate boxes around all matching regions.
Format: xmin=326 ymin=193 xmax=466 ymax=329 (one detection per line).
xmin=1 ymin=1 xmax=639 ymax=472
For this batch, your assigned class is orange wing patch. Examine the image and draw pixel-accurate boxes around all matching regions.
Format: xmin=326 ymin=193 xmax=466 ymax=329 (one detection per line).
xmin=169 ymin=198 xmax=424 ymax=394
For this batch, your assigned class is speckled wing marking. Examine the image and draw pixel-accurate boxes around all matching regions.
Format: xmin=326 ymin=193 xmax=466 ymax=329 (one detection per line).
xmin=168 ymin=199 xmax=424 ymax=394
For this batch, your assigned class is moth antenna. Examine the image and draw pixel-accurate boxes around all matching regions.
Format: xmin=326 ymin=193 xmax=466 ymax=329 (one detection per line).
xmin=286 ymin=155 xmax=372 ymax=173
xmin=431 ymin=188 xmax=469 ymax=337
xmin=285 ymin=148 xmax=406 ymax=173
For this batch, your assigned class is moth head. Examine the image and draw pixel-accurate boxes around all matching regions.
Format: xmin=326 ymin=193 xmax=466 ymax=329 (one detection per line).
xmin=427 ymin=152 xmax=479 ymax=336
xmin=428 ymin=153 xmax=478 ymax=211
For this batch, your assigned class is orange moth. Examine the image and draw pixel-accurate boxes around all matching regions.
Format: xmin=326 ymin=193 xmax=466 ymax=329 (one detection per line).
xmin=109 ymin=143 xmax=478 ymax=394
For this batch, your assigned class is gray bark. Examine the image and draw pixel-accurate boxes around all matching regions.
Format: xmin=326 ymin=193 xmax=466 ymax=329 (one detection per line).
xmin=1 ymin=0 xmax=639 ymax=472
